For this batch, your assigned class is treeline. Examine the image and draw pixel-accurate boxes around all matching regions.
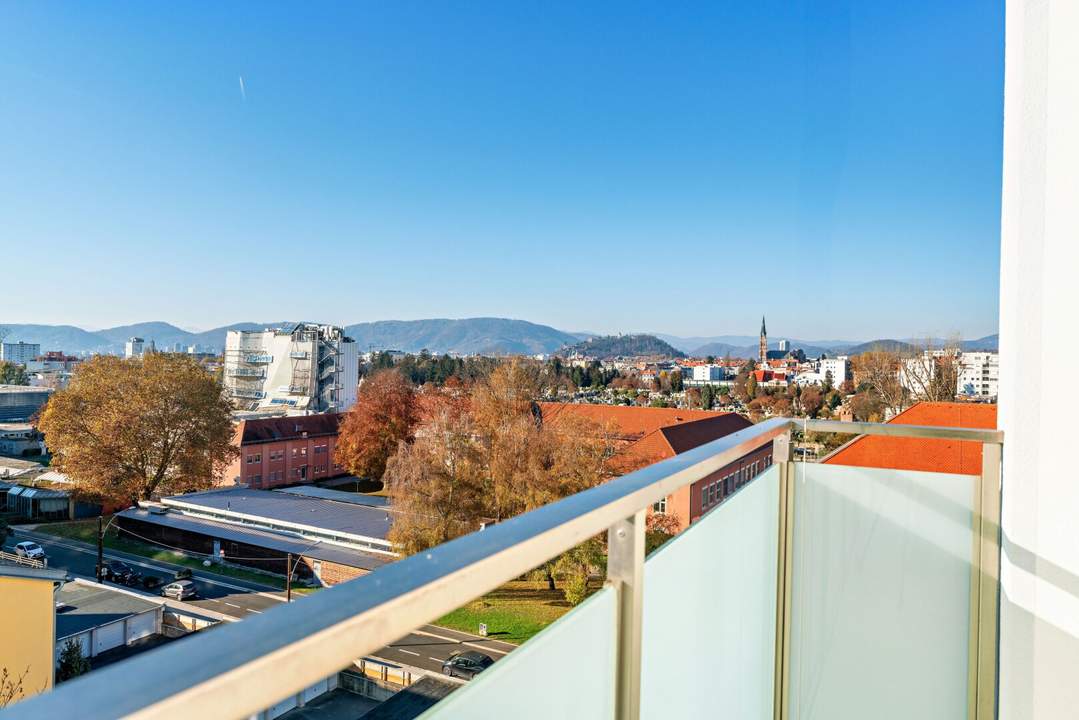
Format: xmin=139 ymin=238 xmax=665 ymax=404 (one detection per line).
xmin=364 ymin=351 xmax=500 ymax=386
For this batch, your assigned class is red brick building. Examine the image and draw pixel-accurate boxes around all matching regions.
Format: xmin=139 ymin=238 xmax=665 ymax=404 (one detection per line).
xmin=219 ymin=413 xmax=348 ymax=490
xmin=539 ymin=403 xmax=773 ymax=532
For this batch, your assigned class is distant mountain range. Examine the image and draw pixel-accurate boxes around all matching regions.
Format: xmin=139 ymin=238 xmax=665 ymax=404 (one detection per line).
xmin=562 ymin=334 xmax=685 ymax=359
xmin=0 ymin=318 xmax=580 ymax=356
xmin=0 ymin=319 xmax=999 ymax=358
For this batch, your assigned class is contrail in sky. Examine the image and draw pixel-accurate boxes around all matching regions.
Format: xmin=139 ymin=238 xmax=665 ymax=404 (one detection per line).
xmin=239 ymin=75 xmax=247 ymax=101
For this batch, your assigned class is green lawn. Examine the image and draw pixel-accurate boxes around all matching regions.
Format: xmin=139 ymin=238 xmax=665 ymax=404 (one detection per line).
xmin=35 ymin=517 xmax=288 ymax=589
xmin=436 ymin=579 xmax=597 ymax=644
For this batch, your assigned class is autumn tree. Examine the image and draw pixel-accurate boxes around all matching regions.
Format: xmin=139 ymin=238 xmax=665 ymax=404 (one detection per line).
xmin=38 ymin=353 xmax=236 ymax=504
xmin=384 ymin=359 xmax=610 ymax=568
xmin=853 ymin=349 xmax=908 ymax=417
xmin=800 ymin=387 xmax=825 ymax=418
xmin=336 ymin=369 xmax=418 ymax=480
xmin=383 ymin=408 xmax=486 ymax=555
xmin=899 ymin=340 xmax=960 ymax=402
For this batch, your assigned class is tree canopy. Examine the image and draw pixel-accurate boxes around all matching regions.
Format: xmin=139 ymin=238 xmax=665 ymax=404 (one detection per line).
xmin=335 ymin=369 xmax=419 ymax=480
xmin=38 ymin=353 xmax=236 ymax=503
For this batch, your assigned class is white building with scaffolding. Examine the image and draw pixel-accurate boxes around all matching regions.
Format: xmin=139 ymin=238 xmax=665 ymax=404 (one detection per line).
xmin=222 ymin=324 xmax=358 ymax=415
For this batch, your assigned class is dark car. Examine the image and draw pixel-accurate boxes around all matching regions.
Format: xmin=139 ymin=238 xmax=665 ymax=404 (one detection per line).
xmin=441 ymin=651 xmax=494 ymax=680
xmin=101 ymin=560 xmax=141 ymax=585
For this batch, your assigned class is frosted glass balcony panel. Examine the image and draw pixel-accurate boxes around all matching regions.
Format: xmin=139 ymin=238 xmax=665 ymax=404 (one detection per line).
xmin=419 ymin=586 xmax=616 ymax=719
xmin=641 ymin=466 xmax=780 ymax=720
xmin=788 ymin=463 xmax=976 ymax=720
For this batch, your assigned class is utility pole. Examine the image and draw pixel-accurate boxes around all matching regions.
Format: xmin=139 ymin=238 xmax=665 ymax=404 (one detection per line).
xmin=96 ymin=516 xmax=104 ymax=583
xmin=286 ymin=553 xmax=293 ymax=603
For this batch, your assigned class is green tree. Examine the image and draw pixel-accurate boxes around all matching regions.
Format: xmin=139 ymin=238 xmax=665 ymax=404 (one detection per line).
xmin=745 ymin=374 xmax=758 ymax=399
xmin=701 ymin=385 xmax=714 ymax=410
xmin=670 ymin=370 xmax=683 ymax=392
xmin=56 ymin=639 xmax=90 ymax=682
xmin=0 ymin=361 xmax=28 ymax=385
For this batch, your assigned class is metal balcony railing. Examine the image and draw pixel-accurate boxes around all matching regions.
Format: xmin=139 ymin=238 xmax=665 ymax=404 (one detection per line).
xmin=226 ymin=368 xmax=265 ymax=378
xmin=9 ymin=418 xmax=1003 ymax=720
xmin=230 ymin=389 xmax=266 ymax=399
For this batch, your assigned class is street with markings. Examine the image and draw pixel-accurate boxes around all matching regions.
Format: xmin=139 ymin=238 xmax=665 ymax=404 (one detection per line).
xmin=5 ymin=526 xmax=515 ymax=675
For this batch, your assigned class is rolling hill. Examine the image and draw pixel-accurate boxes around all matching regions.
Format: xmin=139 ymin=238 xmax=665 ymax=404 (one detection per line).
xmin=561 ymin=334 xmax=685 ymax=359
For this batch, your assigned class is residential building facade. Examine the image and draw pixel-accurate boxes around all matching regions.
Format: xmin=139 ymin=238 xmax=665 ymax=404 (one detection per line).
xmin=124 ymin=337 xmax=145 ymax=358
xmin=0 ymin=341 xmax=40 ymax=365
xmin=223 ymin=324 xmax=359 ymax=414
xmin=957 ymin=352 xmax=999 ymax=398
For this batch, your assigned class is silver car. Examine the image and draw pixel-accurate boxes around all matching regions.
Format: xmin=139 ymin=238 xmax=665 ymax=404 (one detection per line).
xmin=161 ymin=579 xmax=198 ymax=600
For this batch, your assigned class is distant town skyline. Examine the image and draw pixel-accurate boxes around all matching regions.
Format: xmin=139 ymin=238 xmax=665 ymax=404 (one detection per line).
xmin=2 ymin=2 xmax=1003 ymax=339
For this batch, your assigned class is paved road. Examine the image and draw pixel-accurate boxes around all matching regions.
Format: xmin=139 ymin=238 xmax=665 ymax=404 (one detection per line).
xmin=6 ymin=526 xmax=517 ymax=674
xmin=6 ymin=527 xmax=284 ymax=618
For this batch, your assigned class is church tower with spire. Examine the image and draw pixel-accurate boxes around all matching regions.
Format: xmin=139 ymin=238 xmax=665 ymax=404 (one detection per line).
xmin=759 ymin=316 xmax=768 ymax=365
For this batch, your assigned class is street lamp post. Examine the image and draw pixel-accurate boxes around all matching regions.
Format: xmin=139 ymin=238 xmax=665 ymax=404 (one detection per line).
xmin=96 ymin=510 xmax=132 ymax=583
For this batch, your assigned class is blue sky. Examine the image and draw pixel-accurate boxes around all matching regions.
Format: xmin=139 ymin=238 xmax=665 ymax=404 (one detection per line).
xmin=1 ymin=1 xmax=1003 ymax=340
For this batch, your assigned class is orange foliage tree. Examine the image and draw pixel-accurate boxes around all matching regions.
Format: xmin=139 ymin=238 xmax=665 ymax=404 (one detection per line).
xmin=335 ymin=369 xmax=418 ymax=480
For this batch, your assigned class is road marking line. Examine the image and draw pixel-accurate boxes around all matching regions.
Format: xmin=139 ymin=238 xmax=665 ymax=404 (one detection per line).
xmin=246 ymin=609 xmax=262 ymax=614
xmin=225 ymin=602 xmax=242 ymax=608
xmin=464 ymin=642 xmax=508 ymax=656
xmin=398 ymin=649 xmax=419 ymax=656
xmin=429 ymin=657 xmax=443 ymax=663
xmin=206 ymin=598 xmax=222 ymax=603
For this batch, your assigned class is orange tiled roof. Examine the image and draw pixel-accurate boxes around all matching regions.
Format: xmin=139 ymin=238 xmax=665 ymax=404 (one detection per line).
xmin=539 ymin=402 xmax=750 ymax=473
xmin=822 ymin=401 xmax=997 ymax=475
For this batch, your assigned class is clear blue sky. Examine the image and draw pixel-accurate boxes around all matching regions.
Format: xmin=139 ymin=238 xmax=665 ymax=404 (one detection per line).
xmin=1 ymin=1 xmax=1003 ymax=341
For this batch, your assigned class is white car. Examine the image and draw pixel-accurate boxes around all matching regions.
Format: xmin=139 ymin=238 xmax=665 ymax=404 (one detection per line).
xmin=14 ymin=541 xmax=46 ymax=561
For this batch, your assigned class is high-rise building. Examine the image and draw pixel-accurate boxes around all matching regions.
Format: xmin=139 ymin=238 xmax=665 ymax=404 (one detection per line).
xmin=222 ymin=323 xmax=358 ymax=414
xmin=124 ymin=337 xmax=145 ymax=358
xmin=778 ymin=339 xmax=789 ymax=352
xmin=0 ymin=342 xmax=40 ymax=366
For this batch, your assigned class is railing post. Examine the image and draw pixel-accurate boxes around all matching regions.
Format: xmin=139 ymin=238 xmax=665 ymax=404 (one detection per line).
xmin=967 ymin=442 xmax=1002 ymax=720
xmin=773 ymin=429 xmax=794 ymax=720
xmin=607 ymin=509 xmax=645 ymax=720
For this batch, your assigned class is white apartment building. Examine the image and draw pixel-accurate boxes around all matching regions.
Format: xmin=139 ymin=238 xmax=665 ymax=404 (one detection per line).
xmin=957 ymin=351 xmax=999 ymax=398
xmin=818 ymin=357 xmax=850 ymax=386
xmin=0 ymin=342 xmax=40 ymax=365
xmin=222 ymin=323 xmax=358 ymax=414
xmin=124 ymin=337 xmax=145 ymax=358
xmin=686 ymin=364 xmax=727 ymax=384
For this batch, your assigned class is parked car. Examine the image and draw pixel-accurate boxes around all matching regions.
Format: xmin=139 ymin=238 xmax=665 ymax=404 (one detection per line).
xmin=13 ymin=541 xmax=46 ymax=562
xmin=101 ymin=560 xmax=141 ymax=586
xmin=173 ymin=568 xmax=193 ymax=580
xmin=161 ymin=579 xmax=198 ymax=600
xmin=141 ymin=575 xmax=163 ymax=590
xmin=441 ymin=651 xmax=494 ymax=680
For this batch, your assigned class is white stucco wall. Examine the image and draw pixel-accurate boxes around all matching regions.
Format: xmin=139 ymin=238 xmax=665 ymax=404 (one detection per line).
xmin=998 ymin=1 xmax=1079 ymax=718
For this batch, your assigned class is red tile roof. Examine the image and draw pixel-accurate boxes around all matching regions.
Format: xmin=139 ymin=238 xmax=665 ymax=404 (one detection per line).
xmin=539 ymin=402 xmax=751 ymax=472
xmin=239 ymin=413 xmax=342 ymax=445
xmin=822 ymin=402 xmax=997 ymax=475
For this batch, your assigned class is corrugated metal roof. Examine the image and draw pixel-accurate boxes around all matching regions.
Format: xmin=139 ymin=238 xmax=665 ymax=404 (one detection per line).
xmin=274 ymin=485 xmax=389 ymax=508
xmin=163 ymin=487 xmax=394 ymax=541
xmin=117 ymin=508 xmax=391 ymax=570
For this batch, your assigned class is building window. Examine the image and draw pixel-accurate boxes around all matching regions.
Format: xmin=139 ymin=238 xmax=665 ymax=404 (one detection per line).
xmin=653 ymin=497 xmax=667 ymax=513
xmin=701 ymin=487 xmax=707 ymax=507
xmin=246 ymin=453 xmax=261 ymax=464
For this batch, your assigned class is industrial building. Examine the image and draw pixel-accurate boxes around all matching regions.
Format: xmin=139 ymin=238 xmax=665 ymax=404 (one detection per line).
xmin=0 ymin=384 xmax=53 ymax=422
xmin=117 ymin=486 xmax=394 ymax=586
xmin=222 ymin=324 xmax=358 ymax=415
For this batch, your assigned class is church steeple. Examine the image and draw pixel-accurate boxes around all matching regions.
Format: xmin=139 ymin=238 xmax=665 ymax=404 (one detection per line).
xmin=759 ymin=315 xmax=768 ymax=365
